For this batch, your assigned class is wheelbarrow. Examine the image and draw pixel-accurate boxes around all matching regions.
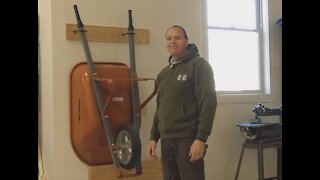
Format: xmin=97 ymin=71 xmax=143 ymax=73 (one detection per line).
xmin=70 ymin=5 xmax=157 ymax=176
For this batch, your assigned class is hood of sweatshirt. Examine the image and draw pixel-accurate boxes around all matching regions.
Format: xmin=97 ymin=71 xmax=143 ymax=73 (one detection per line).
xmin=168 ymin=43 xmax=199 ymax=68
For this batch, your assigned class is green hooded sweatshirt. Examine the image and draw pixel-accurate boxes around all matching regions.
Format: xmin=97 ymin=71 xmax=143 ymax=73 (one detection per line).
xmin=150 ymin=43 xmax=217 ymax=142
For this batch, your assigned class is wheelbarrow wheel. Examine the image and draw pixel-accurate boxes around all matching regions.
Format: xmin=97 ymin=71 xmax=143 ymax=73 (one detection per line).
xmin=115 ymin=124 xmax=141 ymax=170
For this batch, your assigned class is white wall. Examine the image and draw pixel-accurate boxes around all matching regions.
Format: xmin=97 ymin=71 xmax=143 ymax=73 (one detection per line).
xmin=38 ymin=0 xmax=282 ymax=179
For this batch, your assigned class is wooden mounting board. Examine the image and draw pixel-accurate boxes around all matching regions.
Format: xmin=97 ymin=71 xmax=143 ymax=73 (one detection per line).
xmin=66 ymin=23 xmax=150 ymax=44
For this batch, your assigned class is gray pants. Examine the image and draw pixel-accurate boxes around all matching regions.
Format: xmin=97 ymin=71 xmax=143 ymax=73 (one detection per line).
xmin=160 ymin=138 xmax=206 ymax=180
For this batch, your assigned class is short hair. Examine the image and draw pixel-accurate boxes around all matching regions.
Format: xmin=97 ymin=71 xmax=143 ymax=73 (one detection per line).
xmin=166 ymin=25 xmax=189 ymax=39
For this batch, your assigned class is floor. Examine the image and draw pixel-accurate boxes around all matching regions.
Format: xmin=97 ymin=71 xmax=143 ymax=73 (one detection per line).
xmin=89 ymin=160 xmax=163 ymax=180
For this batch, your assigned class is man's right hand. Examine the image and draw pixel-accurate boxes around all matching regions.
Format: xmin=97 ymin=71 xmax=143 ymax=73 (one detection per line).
xmin=147 ymin=140 xmax=158 ymax=160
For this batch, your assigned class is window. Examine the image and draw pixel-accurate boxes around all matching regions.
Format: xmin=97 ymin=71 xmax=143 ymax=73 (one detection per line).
xmin=206 ymin=0 xmax=269 ymax=93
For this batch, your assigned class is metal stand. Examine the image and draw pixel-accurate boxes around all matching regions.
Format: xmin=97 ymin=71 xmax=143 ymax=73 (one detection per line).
xmin=235 ymin=138 xmax=282 ymax=180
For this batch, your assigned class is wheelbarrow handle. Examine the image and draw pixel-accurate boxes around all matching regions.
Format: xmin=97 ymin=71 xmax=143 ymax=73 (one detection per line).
xmin=95 ymin=77 xmax=158 ymax=113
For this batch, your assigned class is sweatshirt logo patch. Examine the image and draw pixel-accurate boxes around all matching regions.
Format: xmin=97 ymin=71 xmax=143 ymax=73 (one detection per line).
xmin=177 ymin=74 xmax=187 ymax=81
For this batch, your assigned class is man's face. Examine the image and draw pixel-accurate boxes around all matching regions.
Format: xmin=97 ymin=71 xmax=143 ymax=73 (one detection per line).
xmin=165 ymin=27 xmax=188 ymax=59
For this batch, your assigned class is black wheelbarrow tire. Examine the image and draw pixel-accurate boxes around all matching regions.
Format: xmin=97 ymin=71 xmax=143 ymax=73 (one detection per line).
xmin=115 ymin=124 xmax=141 ymax=170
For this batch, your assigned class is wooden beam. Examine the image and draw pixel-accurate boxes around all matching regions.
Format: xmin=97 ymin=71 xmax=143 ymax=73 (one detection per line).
xmin=66 ymin=23 xmax=150 ymax=44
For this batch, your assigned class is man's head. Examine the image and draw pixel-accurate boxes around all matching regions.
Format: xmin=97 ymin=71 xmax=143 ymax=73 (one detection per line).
xmin=165 ymin=25 xmax=189 ymax=60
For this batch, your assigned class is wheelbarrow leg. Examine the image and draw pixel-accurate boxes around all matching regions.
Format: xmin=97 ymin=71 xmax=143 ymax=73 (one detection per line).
xmin=135 ymin=158 xmax=142 ymax=174
xmin=135 ymin=131 xmax=142 ymax=174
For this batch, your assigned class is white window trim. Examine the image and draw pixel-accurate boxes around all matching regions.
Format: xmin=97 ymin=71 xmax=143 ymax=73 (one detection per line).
xmin=200 ymin=0 xmax=278 ymax=104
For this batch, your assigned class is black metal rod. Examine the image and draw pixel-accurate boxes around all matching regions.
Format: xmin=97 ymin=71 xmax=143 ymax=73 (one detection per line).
xmin=127 ymin=10 xmax=139 ymax=130
xmin=73 ymin=5 xmax=120 ymax=168
xmin=127 ymin=9 xmax=142 ymax=173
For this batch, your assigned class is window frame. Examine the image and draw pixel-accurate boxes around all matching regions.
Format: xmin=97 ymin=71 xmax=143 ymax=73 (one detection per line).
xmin=201 ymin=0 xmax=278 ymax=103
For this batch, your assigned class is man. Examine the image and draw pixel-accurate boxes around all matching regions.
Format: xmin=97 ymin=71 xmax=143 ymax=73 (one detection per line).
xmin=147 ymin=25 xmax=217 ymax=180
